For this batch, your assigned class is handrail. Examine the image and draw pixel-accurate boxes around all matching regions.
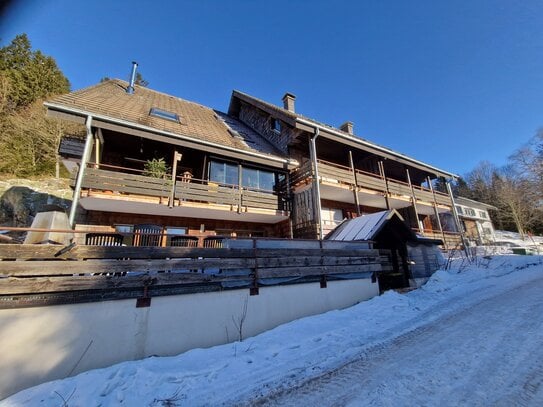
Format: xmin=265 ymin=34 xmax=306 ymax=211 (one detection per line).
xmin=314 ymin=158 xmax=450 ymax=196
xmin=85 ymin=164 xmax=280 ymax=196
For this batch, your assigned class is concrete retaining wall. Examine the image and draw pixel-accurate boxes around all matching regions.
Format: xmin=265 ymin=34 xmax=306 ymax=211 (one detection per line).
xmin=0 ymin=278 xmax=378 ymax=399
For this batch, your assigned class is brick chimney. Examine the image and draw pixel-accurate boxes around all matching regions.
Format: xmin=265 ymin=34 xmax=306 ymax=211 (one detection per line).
xmin=340 ymin=121 xmax=354 ymax=135
xmin=282 ymin=92 xmax=296 ymax=112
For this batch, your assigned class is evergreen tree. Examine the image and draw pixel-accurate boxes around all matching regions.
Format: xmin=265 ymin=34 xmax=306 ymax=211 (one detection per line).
xmin=0 ymin=34 xmax=70 ymax=110
xmin=0 ymin=33 xmax=76 ymax=177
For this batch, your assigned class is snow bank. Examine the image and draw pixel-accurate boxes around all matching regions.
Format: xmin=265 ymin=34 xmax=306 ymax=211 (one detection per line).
xmin=2 ymin=255 xmax=542 ymax=406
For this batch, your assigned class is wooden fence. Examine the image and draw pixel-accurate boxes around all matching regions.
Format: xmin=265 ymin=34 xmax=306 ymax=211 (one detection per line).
xmin=0 ymin=242 xmax=391 ymax=309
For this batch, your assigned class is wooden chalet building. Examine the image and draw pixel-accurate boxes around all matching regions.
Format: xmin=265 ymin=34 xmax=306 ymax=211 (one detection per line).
xmin=46 ymin=70 xmax=464 ymax=247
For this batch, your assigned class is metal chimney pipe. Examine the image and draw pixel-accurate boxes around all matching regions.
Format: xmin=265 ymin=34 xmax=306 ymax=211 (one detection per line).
xmin=127 ymin=61 xmax=138 ymax=94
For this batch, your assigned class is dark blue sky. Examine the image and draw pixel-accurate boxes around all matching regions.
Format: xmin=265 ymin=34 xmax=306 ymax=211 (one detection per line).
xmin=2 ymin=0 xmax=542 ymax=176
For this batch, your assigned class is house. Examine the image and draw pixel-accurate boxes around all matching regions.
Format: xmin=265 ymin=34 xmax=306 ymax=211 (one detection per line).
xmin=46 ymin=65 xmax=465 ymax=247
xmin=454 ymin=196 xmax=496 ymax=245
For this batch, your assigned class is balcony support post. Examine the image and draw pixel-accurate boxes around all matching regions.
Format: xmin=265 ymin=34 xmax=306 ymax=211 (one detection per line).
xmin=446 ymin=181 xmax=471 ymax=257
xmin=348 ymin=150 xmax=361 ymax=216
xmin=309 ymin=128 xmax=323 ymax=239
xmin=378 ymin=160 xmax=391 ymax=210
xmin=427 ymin=176 xmax=447 ymax=247
xmin=169 ymin=151 xmax=181 ymax=208
xmin=406 ymin=168 xmax=421 ymax=232
xmin=238 ymin=164 xmax=243 ymax=213
xmin=69 ymin=115 xmax=94 ymax=228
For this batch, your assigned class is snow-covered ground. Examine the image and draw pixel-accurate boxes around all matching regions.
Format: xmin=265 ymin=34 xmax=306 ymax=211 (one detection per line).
xmin=494 ymin=229 xmax=543 ymax=246
xmin=2 ymin=254 xmax=543 ymax=406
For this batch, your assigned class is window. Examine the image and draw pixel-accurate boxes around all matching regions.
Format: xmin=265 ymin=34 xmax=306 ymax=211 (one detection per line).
xmin=321 ymin=207 xmax=344 ymax=226
xmin=149 ymin=107 xmax=180 ymax=123
xmin=209 ymin=161 xmax=238 ymax=185
xmin=242 ymin=167 xmax=275 ymax=191
xmin=165 ymin=226 xmax=187 ymax=246
xmin=271 ymin=118 xmax=281 ymax=133
xmin=456 ymin=206 xmax=463 ymax=215
xmin=464 ymin=208 xmax=476 ymax=217
xmin=209 ymin=160 xmax=276 ymax=191
xmin=166 ymin=227 xmax=186 ymax=236
xmin=479 ymin=211 xmax=487 ymax=219
xmin=115 ymin=224 xmax=134 ymax=245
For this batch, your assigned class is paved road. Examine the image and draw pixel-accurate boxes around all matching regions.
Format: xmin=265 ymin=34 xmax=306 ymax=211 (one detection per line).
xmin=252 ymin=275 xmax=543 ymax=406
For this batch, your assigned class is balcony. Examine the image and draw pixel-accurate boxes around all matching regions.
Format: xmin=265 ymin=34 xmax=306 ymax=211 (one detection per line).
xmin=73 ymin=164 xmax=289 ymax=224
xmin=291 ymin=159 xmax=452 ymax=215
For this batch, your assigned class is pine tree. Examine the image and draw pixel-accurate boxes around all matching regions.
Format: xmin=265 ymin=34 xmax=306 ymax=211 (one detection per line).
xmin=0 ymin=33 xmax=76 ymax=177
xmin=0 ymin=34 xmax=70 ymax=110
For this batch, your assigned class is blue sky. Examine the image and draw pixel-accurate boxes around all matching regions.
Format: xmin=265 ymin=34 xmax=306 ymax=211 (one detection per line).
xmin=2 ymin=0 xmax=542 ymax=176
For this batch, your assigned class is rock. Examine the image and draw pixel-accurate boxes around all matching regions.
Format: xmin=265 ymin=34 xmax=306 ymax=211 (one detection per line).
xmin=0 ymin=178 xmax=72 ymax=227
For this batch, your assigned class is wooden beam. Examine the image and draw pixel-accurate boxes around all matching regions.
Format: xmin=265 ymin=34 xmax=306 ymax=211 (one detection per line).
xmin=348 ymin=150 xmax=361 ymax=216
xmin=0 ymin=244 xmax=381 ymax=261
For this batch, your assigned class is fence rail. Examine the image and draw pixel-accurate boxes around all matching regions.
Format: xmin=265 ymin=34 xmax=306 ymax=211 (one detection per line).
xmin=291 ymin=159 xmax=452 ymax=206
xmin=76 ymin=167 xmax=285 ymax=211
xmin=0 ymin=243 xmax=390 ymax=308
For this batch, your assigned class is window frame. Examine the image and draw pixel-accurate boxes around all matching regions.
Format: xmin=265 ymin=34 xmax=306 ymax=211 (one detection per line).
xmin=149 ymin=107 xmax=180 ymax=123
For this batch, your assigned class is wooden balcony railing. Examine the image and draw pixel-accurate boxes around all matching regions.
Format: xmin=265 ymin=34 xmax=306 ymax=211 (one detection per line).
xmin=418 ymin=229 xmax=463 ymax=249
xmin=75 ymin=164 xmax=287 ymax=213
xmin=291 ymin=159 xmax=452 ymax=207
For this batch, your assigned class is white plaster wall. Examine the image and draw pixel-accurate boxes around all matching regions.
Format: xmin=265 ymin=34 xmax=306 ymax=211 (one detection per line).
xmin=0 ymin=278 xmax=378 ymax=399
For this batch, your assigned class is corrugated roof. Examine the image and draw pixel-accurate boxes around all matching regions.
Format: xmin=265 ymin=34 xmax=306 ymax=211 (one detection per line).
xmin=47 ymin=79 xmax=285 ymax=159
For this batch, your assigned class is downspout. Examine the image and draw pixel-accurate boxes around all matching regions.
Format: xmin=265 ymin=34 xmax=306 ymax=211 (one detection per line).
xmin=446 ymin=181 xmax=471 ymax=258
xmin=309 ymin=128 xmax=323 ymax=239
xmin=69 ymin=115 xmax=94 ymax=227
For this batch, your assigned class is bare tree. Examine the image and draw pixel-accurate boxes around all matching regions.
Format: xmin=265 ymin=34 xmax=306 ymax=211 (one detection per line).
xmin=493 ymin=166 xmax=539 ymax=237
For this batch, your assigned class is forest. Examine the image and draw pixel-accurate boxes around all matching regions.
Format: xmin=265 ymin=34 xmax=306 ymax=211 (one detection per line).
xmin=0 ymin=34 xmax=541 ymax=235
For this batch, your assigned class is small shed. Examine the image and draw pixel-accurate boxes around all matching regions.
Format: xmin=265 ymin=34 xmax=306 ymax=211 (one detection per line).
xmin=325 ymin=210 xmax=444 ymax=291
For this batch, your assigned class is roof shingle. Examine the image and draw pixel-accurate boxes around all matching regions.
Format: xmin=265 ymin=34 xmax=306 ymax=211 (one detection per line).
xmin=47 ymin=79 xmax=285 ymax=159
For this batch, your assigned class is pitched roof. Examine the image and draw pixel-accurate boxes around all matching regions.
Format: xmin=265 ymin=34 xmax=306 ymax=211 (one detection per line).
xmin=325 ymin=210 xmax=416 ymax=241
xmin=455 ymin=196 xmax=497 ymax=211
xmin=231 ymin=90 xmax=457 ymax=178
xmin=325 ymin=209 xmax=441 ymax=244
xmin=46 ymin=79 xmax=285 ymax=159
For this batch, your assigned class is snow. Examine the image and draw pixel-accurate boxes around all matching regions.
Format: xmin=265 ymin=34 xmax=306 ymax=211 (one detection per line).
xmin=2 ymin=254 xmax=543 ymax=406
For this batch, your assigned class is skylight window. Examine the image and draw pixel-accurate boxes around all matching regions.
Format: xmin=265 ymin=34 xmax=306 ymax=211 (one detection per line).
xmin=149 ymin=107 xmax=180 ymax=123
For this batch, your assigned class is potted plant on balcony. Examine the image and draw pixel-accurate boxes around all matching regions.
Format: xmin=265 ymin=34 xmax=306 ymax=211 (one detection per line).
xmin=143 ymin=158 xmax=170 ymax=178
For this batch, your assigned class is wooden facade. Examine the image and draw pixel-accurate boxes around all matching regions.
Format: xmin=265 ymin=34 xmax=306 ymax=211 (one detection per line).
xmin=45 ymin=80 xmax=464 ymax=249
